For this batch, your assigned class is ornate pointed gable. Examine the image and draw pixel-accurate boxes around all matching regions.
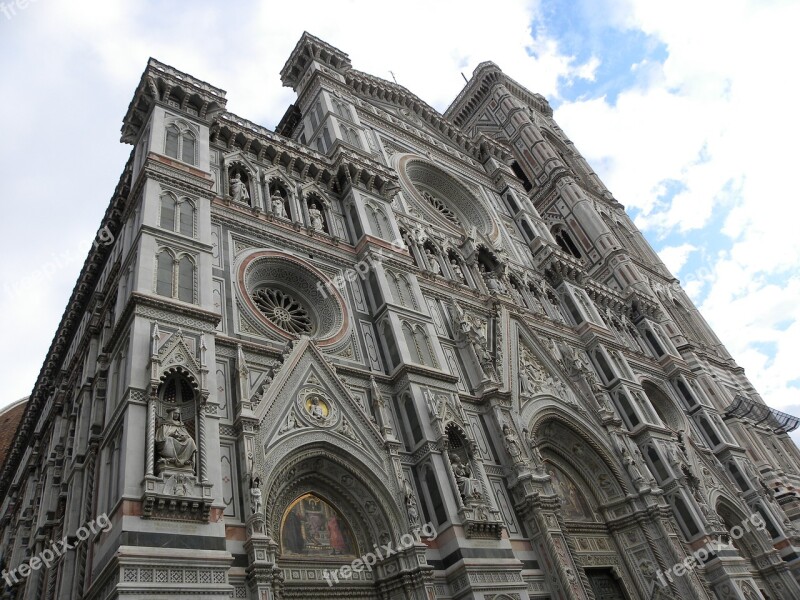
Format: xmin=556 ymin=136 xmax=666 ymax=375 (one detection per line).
xmin=254 ymin=337 xmax=389 ymax=478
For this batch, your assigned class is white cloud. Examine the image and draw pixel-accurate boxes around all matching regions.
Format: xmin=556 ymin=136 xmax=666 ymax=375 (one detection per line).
xmin=657 ymin=243 xmax=696 ymax=275
xmin=554 ymin=0 xmax=800 ymax=416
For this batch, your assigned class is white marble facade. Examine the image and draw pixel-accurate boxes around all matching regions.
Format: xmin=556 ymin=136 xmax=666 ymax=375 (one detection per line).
xmin=1 ymin=33 xmax=800 ymax=600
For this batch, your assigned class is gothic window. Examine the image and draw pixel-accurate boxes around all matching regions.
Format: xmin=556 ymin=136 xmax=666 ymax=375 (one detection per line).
xmin=552 ymin=225 xmax=582 ymax=259
xmin=387 ymin=271 xmax=415 ymax=308
xmin=727 ymin=461 xmax=750 ymax=491
xmin=592 ymin=350 xmax=616 ymax=383
xmin=645 ymin=328 xmax=665 ymax=356
xmin=252 ymin=288 xmax=314 ymax=335
xmin=696 ymin=415 xmax=722 ymax=448
xmin=160 ymin=194 xmax=196 ymax=237
xmin=504 ymin=193 xmax=520 ymax=214
xmin=754 ymin=504 xmax=780 ymax=539
xmin=164 ymin=123 xmax=196 ymax=166
xmin=422 ymin=464 xmax=447 ymax=526
xmin=519 ymin=218 xmax=535 ymax=241
xmin=155 ymin=249 xmax=196 ymax=303
xmin=402 ymin=323 xmax=436 ymax=367
xmin=402 ymin=394 xmax=423 ymax=446
xmin=511 ymin=160 xmax=533 ymax=192
xmin=179 ymin=201 xmax=195 ymax=236
xmin=415 ymin=327 xmax=436 ymax=367
xmin=672 ymin=378 xmax=698 ymax=408
xmin=342 ymin=125 xmax=361 ymax=148
xmin=646 ymin=446 xmax=670 ymax=481
xmin=403 ymin=323 xmax=421 ymax=363
xmin=366 ymin=204 xmax=391 ymax=239
xmin=160 ymin=194 xmax=176 ymax=231
xmin=615 ymin=391 xmax=640 ymax=429
xmin=672 ymin=493 xmax=701 ymax=537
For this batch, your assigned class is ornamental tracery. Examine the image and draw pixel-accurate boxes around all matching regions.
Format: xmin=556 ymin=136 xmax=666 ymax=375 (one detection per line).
xmin=236 ymin=251 xmax=348 ymax=345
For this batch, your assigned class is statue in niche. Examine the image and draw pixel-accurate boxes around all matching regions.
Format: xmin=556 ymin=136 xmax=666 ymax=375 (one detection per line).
xmin=621 ymin=447 xmax=645 ymax=484
xmin=309 ymin=204 xmax=325 ymax=232
xmin=502 ymin=424 xmax=525 ymax=466
xmin=156 ymin=408 xmax=197 ymax=473
xmin=425 ymin=249 xmax=441 ymax=275
xmin=450 ymin=259 xmax=465 ymax=282
xmin=271 ymin=190 xmax=287 ymax=218
xmin=229 ymin=171 xmax=250 ymax=204
xmin=250 ymin=476 xmax=263 ymax=515
xmin=480 ymin=264 xmax=506 ymax=294
xmin=450 ymin=452 xmax=481 ymax=501
xmin=403 ymin=477 xmax=421 ymax=527
xmin=453 ymin=302 xmax=497 ymax=381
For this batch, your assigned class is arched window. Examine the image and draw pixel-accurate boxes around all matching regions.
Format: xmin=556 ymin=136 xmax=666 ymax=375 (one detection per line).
xmin=615 ymin=391 xmax=640 ymax=428
xmin=179 ymin=201 xmax=195 ymax=236
xmin=552 ymin=225 xmax=582 ymax=259
xmin=178 ymin=256 xmax=194 ymax=303
xmin=160 ymin=195 xmax=176 ymax=231
xmin=159 ymin=195 xmax=195 ymax=238
xmin=646 ymin=446 xmax=670 ymax=481
xmin=164 ymin=123 xmax=196 ymax=165
xmin=156 ymin=251 xmax=174 ymax=297
xmin=155 ymin=250 xmax=195 ymax=303
xmin=403 ymin=323 xmax=420 ymax=363
xmin=387 ymin=271 xmax=414 ymax=308
xmin=672 ymin=493 xmax=701 ymax=537
xmin=414 ymin=327 xmax=436 ymax=367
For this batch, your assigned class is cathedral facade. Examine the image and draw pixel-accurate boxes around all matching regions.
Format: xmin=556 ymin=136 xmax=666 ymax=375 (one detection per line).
xmin=2 ymin=32 xmax=800 ymax=600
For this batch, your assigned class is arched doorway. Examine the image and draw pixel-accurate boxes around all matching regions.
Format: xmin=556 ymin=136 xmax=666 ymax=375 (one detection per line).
xmin=261 ymin=447 xmax=428 ymax=600
xmin=532 ymin=419 xmax=640 ymax=599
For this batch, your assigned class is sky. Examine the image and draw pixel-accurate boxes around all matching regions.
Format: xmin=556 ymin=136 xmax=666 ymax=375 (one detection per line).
xmin=0 ymin=0 xmax=797 ymax=441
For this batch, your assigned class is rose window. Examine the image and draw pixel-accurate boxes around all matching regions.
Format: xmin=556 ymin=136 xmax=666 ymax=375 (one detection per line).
xmin=252 ymin=288 xmax=314 ymax=334
xmin=423 ymin=191 xmax=459 ymax=225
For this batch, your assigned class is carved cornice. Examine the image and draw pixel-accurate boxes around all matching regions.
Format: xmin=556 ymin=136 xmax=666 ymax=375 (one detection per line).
xmin=345 ymin=69 xmax=511 ymax=164
xmin=445 ymin=61 xmax=553 ymax=129
xmin=280 ymin=31 xmax=353 ymax=89
xmin=121 ymin=58 xmax=228 ymax=144
xmin=213 ymin=112 xmax=399 ymax=200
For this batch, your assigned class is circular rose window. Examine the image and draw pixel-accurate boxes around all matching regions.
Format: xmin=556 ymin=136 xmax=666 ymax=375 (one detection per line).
xmin=252 ymin=288 xmax=314 ymax=335
xmin=237 ymin=251 xmax=349 ymax=345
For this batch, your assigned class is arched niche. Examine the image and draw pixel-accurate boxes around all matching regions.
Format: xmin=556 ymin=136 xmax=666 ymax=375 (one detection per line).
xmin=263 ymin=447 xmax=405 ymax=565
xmin=532 ymin=416 xmax=627 ymax=504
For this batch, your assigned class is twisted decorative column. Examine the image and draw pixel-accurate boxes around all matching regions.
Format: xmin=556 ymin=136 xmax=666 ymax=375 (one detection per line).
xmin=146 ymin=390 xmax=157 ymax=476
xmin=198 ymin=396 xmax=208 ymax=482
